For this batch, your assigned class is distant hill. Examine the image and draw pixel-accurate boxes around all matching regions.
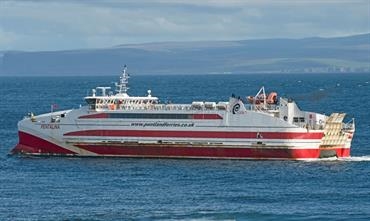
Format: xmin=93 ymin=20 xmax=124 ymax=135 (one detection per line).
xmin=0 ymin=33 xmax=369 ymax=76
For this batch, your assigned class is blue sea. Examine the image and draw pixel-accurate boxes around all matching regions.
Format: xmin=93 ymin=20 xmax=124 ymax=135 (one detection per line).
xmin=1 ymin=73 xmax=370 ymax=221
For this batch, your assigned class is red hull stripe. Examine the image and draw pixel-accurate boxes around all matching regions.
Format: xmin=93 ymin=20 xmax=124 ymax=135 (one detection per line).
xmin=65 ymin=130 xmax=323 ymax=139
xmin=76 ymin=144 xmax=350 ymax=159
xmin=11 ymin=132 xmax=349 ymax=158
xmin=79 ymin=113 xmax=109 ymax=119
xmin=12 ymin=131 xmax=76 ymax=155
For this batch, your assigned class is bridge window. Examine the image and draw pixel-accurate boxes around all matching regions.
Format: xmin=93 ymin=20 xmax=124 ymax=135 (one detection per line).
xmin=293 ymin=117 xmax=305 ymax=123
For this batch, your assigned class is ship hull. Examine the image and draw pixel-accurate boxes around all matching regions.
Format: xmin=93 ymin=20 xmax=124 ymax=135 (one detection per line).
xmin=12 ymin=131 xmax=350 ymax=160
xmin=11 ymin=69 xmax=355 ymax=161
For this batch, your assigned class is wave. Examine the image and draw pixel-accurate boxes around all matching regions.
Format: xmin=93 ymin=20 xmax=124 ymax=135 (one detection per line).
xmin=302 ymin=157 xmax=338 ymax=162
xmin=338 ymin=156 xmax=370 ymax=162
xmin=303 ymin=156 xmax=370 ymax=162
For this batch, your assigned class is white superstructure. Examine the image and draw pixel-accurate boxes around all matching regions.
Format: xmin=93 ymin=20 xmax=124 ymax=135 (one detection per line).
xmin=12 ymin=66 xmax=355 ymax=159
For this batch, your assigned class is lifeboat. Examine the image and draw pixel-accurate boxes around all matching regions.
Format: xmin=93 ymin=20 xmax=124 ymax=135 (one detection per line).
xmin=267 ymin=92 xmax=278 ymax=104
xmin=247 ymin=91 xmax=277 ymax=105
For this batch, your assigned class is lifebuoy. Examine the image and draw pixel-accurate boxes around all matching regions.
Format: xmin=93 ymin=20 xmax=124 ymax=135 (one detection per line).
xmin=108 ymin=104 xmax=116 ymax=110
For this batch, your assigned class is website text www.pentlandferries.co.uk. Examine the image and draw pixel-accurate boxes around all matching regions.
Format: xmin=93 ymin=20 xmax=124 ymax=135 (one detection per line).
xmin=131 ymin=122 xmax=195 ymax=127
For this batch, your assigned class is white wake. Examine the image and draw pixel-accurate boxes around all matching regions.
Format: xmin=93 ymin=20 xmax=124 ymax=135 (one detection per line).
xmin=302 ymin=156 xmax=370 ymax=162
xmin=338 ymin=156 xmax=370 ymax=162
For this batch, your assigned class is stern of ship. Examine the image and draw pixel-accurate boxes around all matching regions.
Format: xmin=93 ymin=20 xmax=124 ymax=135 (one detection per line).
xmin=318 ymin=113 xmax=355 ymax=158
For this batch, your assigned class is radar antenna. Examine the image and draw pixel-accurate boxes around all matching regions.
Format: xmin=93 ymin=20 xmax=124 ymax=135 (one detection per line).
xmin=115 ymin=65 xmax=130 ymax=95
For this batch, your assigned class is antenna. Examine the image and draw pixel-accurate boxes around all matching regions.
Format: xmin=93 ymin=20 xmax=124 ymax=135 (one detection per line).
xmin=116 ymin=65 xmax=130 ymax=94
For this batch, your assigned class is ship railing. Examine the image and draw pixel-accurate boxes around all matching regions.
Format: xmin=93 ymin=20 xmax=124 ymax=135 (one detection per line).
xmin=313 ymin=124 xmax=324 ymax=130
xmin=343 ymin=118 xmax=355 ymax=132
xmin=108 ymin=103 xmax=226 ymax=112
xmin=96 ymin=102 xmax=282 ymax=113
xmin=248 ymin=104 xmax=279 ymax=112
xmin=291 ymin=122 xmax=323 ymax=131
xmin=152 ymin=104 xmax=194 ymax=111
xmin=113 ymin=104 xmax=195 ymax=111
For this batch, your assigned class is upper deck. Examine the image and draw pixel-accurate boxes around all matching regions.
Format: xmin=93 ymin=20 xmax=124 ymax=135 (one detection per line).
xmin=80 ymin=66 xmax=355 ymax=131
xmin=84 ymin=66 xmax=280 ymax=113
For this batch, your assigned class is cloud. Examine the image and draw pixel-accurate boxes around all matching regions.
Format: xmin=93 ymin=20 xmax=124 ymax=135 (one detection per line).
xmin=0 ymin=0 xmax=369 ymax=51
xmin=0 ymin=28 xmax=18 ymax=49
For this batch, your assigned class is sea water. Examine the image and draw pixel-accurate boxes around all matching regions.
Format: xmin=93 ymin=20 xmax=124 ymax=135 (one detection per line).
xmin=0 ymin=73 xmax=370 ymax=220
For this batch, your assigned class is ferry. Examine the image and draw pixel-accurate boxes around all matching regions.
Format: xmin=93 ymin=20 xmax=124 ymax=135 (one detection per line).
xmin=12 ymin=66 xmax=355 ymax=160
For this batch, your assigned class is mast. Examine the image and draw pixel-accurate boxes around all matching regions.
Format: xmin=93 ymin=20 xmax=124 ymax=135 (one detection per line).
xmin=115 ymin=65 xmax=130 ymax=95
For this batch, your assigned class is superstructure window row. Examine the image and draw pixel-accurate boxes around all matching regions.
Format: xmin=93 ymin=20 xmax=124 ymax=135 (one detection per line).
xmin=108 ymin=113 xmax=193 ymax=119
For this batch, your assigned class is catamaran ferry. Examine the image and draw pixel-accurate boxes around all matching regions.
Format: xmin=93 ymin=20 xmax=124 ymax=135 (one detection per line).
xmin=12 ymin=66 xmax=355 ymax=159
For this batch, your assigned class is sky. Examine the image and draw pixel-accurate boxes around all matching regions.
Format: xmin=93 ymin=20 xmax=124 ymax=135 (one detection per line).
xmin=0 ymin=0 xmax=369 ymax=51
